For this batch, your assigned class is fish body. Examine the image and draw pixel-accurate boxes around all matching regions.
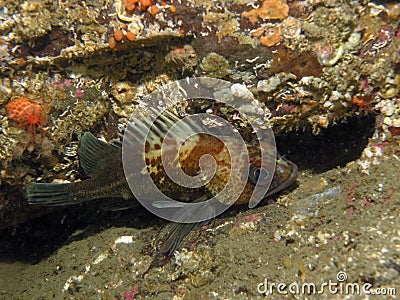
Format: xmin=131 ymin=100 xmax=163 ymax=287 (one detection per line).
xmin=27 ymin=111 xmax=298 ymax=253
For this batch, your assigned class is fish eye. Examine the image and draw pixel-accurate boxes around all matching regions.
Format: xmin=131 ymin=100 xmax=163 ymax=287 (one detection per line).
xmin=249 ymin=166 xmax=270 ymax=185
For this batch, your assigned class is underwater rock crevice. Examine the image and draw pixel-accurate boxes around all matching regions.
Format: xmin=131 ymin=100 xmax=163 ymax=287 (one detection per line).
xmin=275 ymin=114 xmax=376 ymax=173
xmin=0 ymin=114 xmax=375 ymax=264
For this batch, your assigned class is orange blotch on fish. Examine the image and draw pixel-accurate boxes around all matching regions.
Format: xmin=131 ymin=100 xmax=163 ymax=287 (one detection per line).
xmin=169 ymin=5 xmax=176 ymax=13
xmin=242 ymin=0 xmax=289 ymax=23
xmin=179 ymin=135 xmax=226 ymax=176
xmin=6 ymin=98 xmax=47 ymax=135
xmin=145 ymin=141 xmax=152 ymax=153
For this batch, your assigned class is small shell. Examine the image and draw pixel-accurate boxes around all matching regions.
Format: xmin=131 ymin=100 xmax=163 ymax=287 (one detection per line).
xmin=280 ymin=17 xmax=302 ymax=38
xmin=230 ymin=83 xmax=252 ymax=98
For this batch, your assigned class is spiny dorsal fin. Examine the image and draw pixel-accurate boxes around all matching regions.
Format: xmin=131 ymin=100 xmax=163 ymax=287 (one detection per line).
xmin=124 ymin=109 xmax=205 ymax=149
xmin=78 ymin=132 xmax=120 ymax=177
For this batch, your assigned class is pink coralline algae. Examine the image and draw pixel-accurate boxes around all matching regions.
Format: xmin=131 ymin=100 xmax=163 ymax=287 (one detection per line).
xmin=124 ymin=283 xmax=139 ymax=300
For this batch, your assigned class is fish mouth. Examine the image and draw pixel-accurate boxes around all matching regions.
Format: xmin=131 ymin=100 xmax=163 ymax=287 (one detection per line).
xmin=265 ymin=158 xmax=298 ymax=198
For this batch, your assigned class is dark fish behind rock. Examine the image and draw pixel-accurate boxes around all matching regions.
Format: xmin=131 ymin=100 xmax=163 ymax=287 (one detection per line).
xmin=26 ymin=111 xmax=298 ymax=254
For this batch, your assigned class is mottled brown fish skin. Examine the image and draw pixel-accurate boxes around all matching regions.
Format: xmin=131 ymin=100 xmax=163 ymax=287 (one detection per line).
xmin=146 ymin=133 xmax=298 ymax=205
xmin=27 ymin=132 xmax=297 ymax=207
xmin=68 ymin=166 xmax=133 ymax=202
xmin=26 ymin=130 xmax=298 ymax=256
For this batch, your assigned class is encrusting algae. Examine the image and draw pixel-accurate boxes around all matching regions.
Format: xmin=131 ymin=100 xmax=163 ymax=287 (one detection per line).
xmin=242 ymin=0 xmax=289 ymax=23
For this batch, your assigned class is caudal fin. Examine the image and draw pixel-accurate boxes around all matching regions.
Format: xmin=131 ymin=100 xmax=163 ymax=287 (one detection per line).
xmin=26 ymin=183 xmax=77 ymax=206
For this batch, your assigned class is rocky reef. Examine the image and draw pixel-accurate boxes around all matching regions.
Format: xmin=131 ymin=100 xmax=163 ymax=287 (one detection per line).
xmin=0 ymin=0 xmax=399 ymax=298
xmin=1 ymin=0 xmax=399 ymax=185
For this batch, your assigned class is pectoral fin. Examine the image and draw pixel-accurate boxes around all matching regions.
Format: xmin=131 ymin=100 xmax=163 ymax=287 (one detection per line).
xmin=159 ymin=201 xmax=218 ymax=255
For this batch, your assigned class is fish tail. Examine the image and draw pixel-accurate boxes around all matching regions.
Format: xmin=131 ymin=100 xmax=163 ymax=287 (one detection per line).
xmin=26 ymin=183 xmax=78 ymax=206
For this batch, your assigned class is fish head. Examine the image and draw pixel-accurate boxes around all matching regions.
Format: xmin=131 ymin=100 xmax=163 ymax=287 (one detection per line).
xmin=196 ymin=137 xmax=298 ymax=205
xmin=231 ymin=140 xmax=298 ymax=205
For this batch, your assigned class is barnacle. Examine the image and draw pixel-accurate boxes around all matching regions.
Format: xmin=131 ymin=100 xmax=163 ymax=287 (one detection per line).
xmin=280 ymin=16 xmax=302 ymax=39
xmin=313 ymin=41 xmax=344 ymax=66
